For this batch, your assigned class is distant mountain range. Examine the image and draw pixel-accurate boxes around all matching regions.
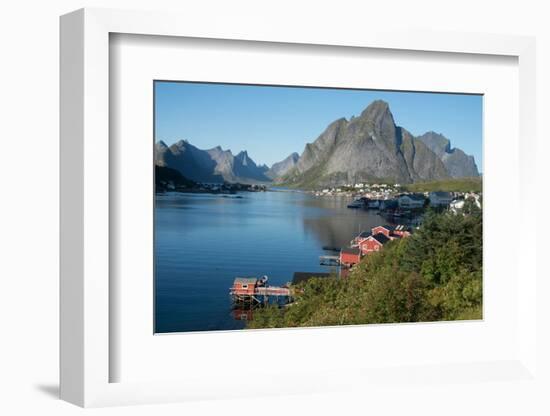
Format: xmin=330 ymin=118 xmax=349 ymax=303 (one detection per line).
xmin=155 ymin=100 xmax=479 ymax=187
xmin=155 ymin=140 xmax=271 ymax=184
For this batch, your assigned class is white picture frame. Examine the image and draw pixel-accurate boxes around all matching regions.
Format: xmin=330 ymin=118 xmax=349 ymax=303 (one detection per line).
xmin=60 ymin=7 xmax=538 ymax=408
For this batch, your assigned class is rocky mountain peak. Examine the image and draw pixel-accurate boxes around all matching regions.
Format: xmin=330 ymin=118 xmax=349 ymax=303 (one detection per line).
xmin=157 ymin=140 xmax=270 ymax=184
xmin=417 ymin=131 xmax=451 ymax=156
xmin=360 ymin=100 xmax=395 ymax=128
xmin=236 ymin=150 xmax=251 ymax=166
xmin=155 ymin=99 xmax=478 ymax=188
xmin=173 ymin=139 xmax=188 ymax=147
xmin=415 ymin=131 xmax=478 ymax=178
xmin=267 ymin=152 xmax=301 ymax=180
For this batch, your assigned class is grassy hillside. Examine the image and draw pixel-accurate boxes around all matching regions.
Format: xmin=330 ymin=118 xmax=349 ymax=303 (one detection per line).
xmin=278 ymin=172 xmax=482 ymax=192
xmin=247 ymin=208 xmax=483 ymax=329
xmin=403 ymin=177 xmax=482 ymax=193
xmin=278 ymin=168 xmax=403 ymax=190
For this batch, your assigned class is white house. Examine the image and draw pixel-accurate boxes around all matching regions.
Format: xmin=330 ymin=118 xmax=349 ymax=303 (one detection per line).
xmin=398 ymin=194 xmax=425 ymax=209
xmin=429 ymin=191 xmax=453 ymax=207
xmin=450 ymin=195 xmax=481 ymax=214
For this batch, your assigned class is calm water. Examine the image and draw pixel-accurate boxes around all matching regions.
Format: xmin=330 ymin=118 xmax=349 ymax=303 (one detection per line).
xmin=155 ymin=189 xmax=386 ymax=333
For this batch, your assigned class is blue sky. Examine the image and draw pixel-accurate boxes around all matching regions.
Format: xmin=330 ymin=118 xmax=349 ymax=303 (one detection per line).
xmin=155 ymin=81 xmax=483 ymax=171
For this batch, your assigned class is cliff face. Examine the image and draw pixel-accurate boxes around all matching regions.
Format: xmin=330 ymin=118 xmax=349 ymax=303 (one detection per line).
xmin=280 ymin=100 xmax=453 ymax=187
xmin=266 ymin=152 xmax=299 ymax=179
xmin=417 ymin=131 xmax=479 ymax=178
xmin=156 ymin=100 xmax=479 ymax=188
xmin=155 ymin=140 xmax=223 ymax=183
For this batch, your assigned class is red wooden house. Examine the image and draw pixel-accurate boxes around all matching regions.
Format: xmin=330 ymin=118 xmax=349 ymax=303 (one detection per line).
xmin=358 ymin=233 xmax=390 ymax=255
xmin=231 ymin=277 xmax=259 ymax=296
xmin=352 ymin=231 xmax=372 ymax=246
xmin=371 ymin=224 xmax=395 ymax=238
xmin=340 ymin=247 xmax=361 ymax=267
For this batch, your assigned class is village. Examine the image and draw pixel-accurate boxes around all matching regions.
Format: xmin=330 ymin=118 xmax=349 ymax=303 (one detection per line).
xmin=313 ymin=182 xmax=481 ymax=219
xmin=229 ymin=188 xmax=482 ymax=321
xmin=228 ymin=222 xmax=412 ymax=319
xmin=159 ymin=179 xmax=268 ymax=194
xmin=313 ymin=182 xmax=403 ymax=199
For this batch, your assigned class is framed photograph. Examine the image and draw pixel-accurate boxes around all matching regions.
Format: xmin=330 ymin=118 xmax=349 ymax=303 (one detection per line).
xmin=152 ymin=81 xmax=484 ymax=334
xmin=60 ymin=8 xmax=538 ymax=408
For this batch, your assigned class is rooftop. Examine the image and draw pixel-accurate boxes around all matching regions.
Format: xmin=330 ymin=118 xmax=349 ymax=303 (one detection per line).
xmin=233 ymin=277 xmax=258 ymax=285
xmin=400 ymin=193 xmax=425 ymax=201
xmin=431 ymin=191 xmax=453 ymax=197
xmin=374 ymin=224 xmax=395 ymax=231
xmin=372 ymin=233 xmax=391 ymax=244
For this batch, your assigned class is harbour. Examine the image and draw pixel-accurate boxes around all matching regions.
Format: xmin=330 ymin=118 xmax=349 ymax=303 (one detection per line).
xmin=155 ymin=189 xmax=393 ymax=333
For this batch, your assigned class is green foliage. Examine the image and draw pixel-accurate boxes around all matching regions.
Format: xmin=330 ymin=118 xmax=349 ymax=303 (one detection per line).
xmin=403 ymin=177 xmax=482 ymax=193
xmin=247 ymin=209 xmax=483 ymax=329
xmin=246 ymin=304 xmax=285 ymax=329
xmin=155 ymin=165 xmax=196 ymax=191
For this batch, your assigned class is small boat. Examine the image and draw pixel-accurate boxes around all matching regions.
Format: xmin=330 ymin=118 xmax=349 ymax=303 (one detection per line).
xmin=366 ymin=199 xmax=381 ymax=209
xmin=347 ymin=199 xmax=365 ymax=209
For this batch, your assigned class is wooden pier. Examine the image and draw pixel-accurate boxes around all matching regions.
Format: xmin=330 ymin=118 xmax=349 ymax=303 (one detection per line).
xmin=319 ymin=255 xmax=340 ymax=266
xmin=230 ymin=276 xmax=292 ymax=305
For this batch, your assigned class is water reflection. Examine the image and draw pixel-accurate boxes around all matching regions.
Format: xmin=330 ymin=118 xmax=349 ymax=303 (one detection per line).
xmin=155 ymin=190 xmax=413 ymax=333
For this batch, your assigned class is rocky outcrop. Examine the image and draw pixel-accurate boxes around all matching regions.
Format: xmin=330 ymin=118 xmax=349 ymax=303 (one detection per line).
xmin=267 ymin=152 xmax=300 ymax=179
xmin=417 ymin=131 xmax=479 ymax=178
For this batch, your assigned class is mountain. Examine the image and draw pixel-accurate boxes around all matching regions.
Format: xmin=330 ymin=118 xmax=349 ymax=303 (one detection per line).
xmin=156 ymin=101 xmax=479 ymax=188
xmin=281 ymin=100 xmax=448 ymax=187
xmin=280 ymin=100 xmax=477 ymax=188
xmin=266 ymin=152 xmax=299 ymax=179
xmin=417 ymin=131 xmax=479 ymax=178
xmin=155 ymin=140 xmax=223 ymax=183
xmin=207 ymin=147 xmax=271 ymax=183
xmin=155 ymin=140 xmax=270 ymax=184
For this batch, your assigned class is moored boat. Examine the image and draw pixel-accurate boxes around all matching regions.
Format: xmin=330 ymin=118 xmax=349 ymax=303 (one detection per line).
xmin=347 ymin=199 xmax=365 ymax=209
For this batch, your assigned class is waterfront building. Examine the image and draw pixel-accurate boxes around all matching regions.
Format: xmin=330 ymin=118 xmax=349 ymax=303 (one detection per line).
xmin=231 ymin=277 xmax=259 ymax=296
xmin=429 ymin=191 xmax=453 ymax=207
xmin=371 ymin=225 xmax=396 ymax=238
xmin=398 ymin=194 xmax=425 ymax=209
xmin=358 ymin=233 xmax=390 ymax=255
xmin=340 ymin=248 xmax=362 ymax=267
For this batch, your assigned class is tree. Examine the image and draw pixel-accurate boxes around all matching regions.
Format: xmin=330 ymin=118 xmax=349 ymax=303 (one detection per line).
xmin=247 ymin=209 xmax=483 ymax=328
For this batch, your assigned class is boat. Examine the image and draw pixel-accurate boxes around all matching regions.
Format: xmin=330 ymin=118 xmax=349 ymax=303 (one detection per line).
xmin=347 ymin=199 xmax=365 ymax=209
xmin=366 ymin=199 xmax=381 ymax=209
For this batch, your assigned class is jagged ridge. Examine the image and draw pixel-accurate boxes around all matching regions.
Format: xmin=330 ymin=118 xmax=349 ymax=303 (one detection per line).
xmin=279 ymin=100 xmax=478 ymax=187
xmin=155 ymin=140 xmax=270 ymax=184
